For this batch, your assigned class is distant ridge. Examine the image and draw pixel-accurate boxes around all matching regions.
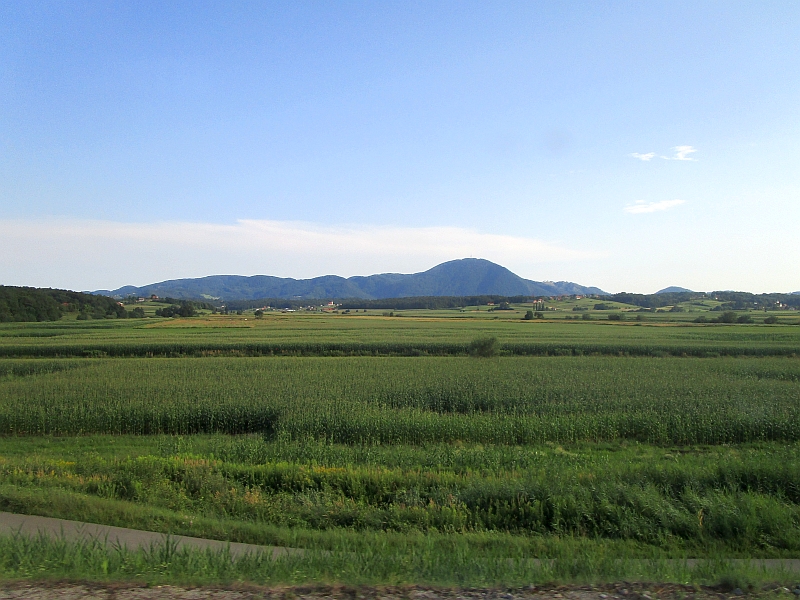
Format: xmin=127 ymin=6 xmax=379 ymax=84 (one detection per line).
xmin=95 ymin=258 xmax=607 ymax=301
xmin=656 ymin=286 xmax=694 ymax=294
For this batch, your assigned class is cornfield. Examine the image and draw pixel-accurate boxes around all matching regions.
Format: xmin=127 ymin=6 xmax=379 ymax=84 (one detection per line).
xmin=1 ymin=356 xmax=798 ymax=444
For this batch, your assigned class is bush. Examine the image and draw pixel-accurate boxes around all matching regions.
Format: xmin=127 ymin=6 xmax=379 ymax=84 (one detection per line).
xmin=130 ymin=307 xmax=145 ymax=319
xmin=156 ymin=303 xmax=197 ymax=318
xmin=720 ymin=311 xmax=738 ymax=324
xmin=581 ymin=313 xmax=592 ymax=321
xmin=736 ymin=314 xmax=753 ymax=324
xmin=523 ymin=310 xmax=534 ymax=320
xmin=534 ymin=312 xmax=544 ymax=319
xmin=764 ymin=315 xmax=779 ymax=324
xmin=608 ymin=313 xmax=622 ymax=321
xmin=468 ymin=336 xmax=499 ymax=358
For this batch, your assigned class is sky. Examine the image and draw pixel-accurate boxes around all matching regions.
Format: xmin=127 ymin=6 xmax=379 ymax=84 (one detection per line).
xmin=1 ymin=1 xmax=799 ymax=294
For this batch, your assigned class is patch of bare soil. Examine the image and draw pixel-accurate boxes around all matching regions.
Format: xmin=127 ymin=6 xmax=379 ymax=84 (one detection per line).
xmin=0 ymin=582 xmax=797 ymax=600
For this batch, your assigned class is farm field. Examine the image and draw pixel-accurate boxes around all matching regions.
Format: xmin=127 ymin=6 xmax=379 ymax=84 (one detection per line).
xmin=0 ymin=313 xmax=799 ymax=586
xmin=1 ymin=310 xmax=800 ymax=358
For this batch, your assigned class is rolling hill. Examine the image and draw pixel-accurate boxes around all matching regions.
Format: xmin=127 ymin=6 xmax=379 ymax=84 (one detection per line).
xmin=96 ymin=258 xmax=607 ymax=301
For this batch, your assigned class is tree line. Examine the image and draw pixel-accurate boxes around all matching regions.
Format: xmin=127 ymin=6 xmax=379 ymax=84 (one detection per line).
xmin=609 ymin=291 xmax=800 ymax=310
xmin=0 ymin=287 xmax=212 ymax=322
xmin=0 ymin=286 xmax=127 ymax=322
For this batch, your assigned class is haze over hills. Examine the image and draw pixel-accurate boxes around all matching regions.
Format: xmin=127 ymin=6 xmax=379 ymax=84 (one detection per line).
xmin=95 ymin=258 xmax=608 ymax=301
xmin=656 ymin=286 xmax=694 ymax=294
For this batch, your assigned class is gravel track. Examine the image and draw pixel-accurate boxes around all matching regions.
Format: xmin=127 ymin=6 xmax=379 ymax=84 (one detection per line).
xmin=0 ymin=582 xmax=791 ymax=600
xmin=0 ymin=512 xmax=295 ymax=558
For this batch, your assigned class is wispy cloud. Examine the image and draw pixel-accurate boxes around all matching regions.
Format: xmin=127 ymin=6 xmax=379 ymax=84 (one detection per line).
xmin=624 ymin=199 xmax=686 ymax=214
xmin=669 ymin=145 xmax=697 ymax=161
xmin=0 ymin=218 xmax=601 ymax=290
xmin=629 ymin=146 xmax=698 ymax=161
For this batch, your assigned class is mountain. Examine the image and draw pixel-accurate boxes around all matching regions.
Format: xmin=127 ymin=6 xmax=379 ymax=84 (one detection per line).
xmin=96 ymin=259 xmax=607 ymax=301
xmin=656 ymin=286 xmax=694 ymax=294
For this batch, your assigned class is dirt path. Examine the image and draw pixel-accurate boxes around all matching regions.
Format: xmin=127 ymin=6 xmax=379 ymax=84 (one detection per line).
xmin=0 ymin=582 xmax=792 ymax=600
xmin=0 ymin=512 xmax=296 ymax=558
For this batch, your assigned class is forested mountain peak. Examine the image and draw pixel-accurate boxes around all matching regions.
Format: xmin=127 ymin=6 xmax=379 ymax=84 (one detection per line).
xmin=95 ymin=258 xmax=607 ymax=301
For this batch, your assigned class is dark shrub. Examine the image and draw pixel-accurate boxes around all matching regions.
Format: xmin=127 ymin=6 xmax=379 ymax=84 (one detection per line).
xmin=469 ymin=336 xmax=499 ymax=358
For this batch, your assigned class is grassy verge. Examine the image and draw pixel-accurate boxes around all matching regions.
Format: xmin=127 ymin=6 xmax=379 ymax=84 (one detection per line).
xmin=1 ymin=533 xmax=799 ymax=588
xmin=0 ymin=437 xmax=799 ymax=558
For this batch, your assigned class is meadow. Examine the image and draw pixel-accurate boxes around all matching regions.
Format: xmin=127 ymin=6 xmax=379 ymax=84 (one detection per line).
xmin=0 ymin=309 xmax=799 ymax=586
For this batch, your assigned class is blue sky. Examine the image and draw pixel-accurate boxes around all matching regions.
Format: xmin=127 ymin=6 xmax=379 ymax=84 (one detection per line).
xmin=1 ymin=1 xmax=798 ymax=292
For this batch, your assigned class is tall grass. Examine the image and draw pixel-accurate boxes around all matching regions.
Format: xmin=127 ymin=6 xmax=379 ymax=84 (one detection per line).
xmin=0 ymin=528 xmax=798 ymax=587
xmin=2 ymin=438 xmax=799 ymax=551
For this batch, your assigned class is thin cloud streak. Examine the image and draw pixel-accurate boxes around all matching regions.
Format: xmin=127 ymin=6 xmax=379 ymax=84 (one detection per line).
xmin=630 ymin=146 xmax=697 ymax=161
xmin=0 ymin=218 xmax=600 ymax=290
xmin=671 ymin=145 xmax=697 ymax=161
xmin=624 ymin=199 xmax=686 ymax=214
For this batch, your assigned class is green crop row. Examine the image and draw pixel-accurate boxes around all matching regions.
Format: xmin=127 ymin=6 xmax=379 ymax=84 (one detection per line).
xmin=0 ymin=356 xmax=798 ymax=445
xmin=0 ymin=340 xmax=799 ymax=358
xmin=1 ymin=317 xmax=799 ymax=359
